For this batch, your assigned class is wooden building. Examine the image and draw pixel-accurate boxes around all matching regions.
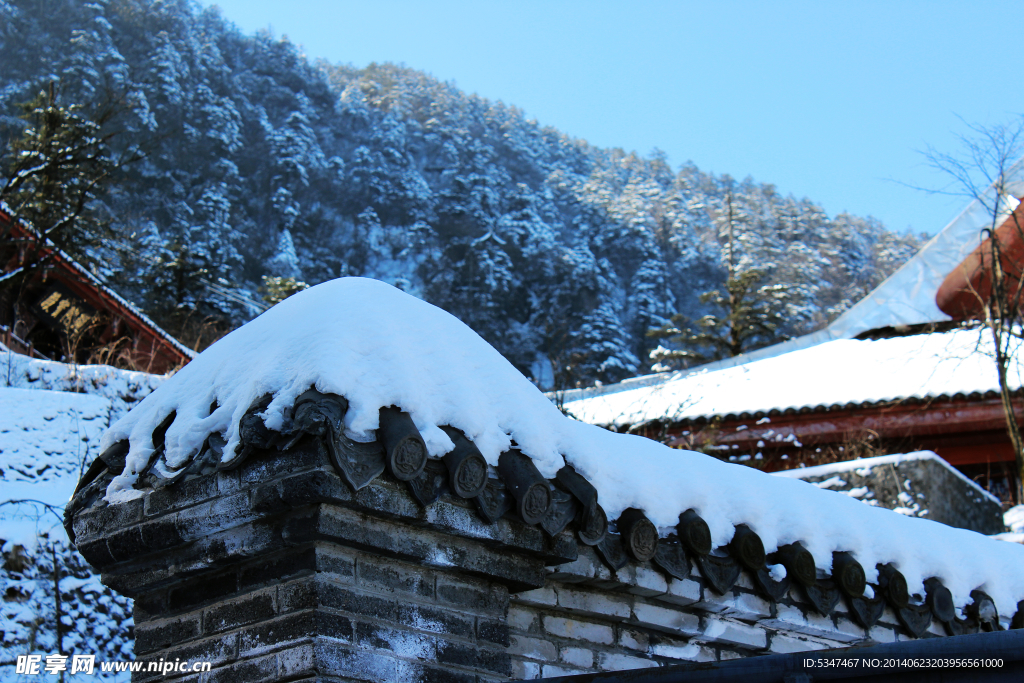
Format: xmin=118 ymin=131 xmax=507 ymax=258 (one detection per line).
xmin=562 ymin=325 xmax=1022 ymax=505
xmin=0 ymin=205 xmax=194 ymax=373
xmin=559 ymin=174 xmax=1024 ymax=506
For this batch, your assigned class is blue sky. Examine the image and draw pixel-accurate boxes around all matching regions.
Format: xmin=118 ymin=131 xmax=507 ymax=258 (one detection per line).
xmin=201 ymin=0 xmax=1024 ymax=237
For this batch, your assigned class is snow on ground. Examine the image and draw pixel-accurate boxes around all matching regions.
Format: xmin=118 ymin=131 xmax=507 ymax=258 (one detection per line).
xmin=1 ymin=350 xmax=156 ymax=679
xmin=99 ymin=278 xmax=1024 ymax=618
xmin=559 ymin=326 xmax=1023 ymax=428
xmin=1 ymin=388 xmax=112 ymax=546
xmin=1 ymin=347 xmax=166 ymax=545
xmin=0 ymin=342 xmax=165 ymax=421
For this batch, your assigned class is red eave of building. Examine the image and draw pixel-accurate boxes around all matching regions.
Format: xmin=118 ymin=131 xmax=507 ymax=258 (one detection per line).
xmin=0 ymin=205 xmax=194 ymax=370
xmin=663 ymin=395 xmax=1020 ymax=468
xmin=936 ymin=200 xmax=1024 ymax=319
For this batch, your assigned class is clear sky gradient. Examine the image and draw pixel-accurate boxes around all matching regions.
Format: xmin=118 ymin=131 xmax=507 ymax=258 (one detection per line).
xmin=201 ymin=0 xmax=1024 ymax=237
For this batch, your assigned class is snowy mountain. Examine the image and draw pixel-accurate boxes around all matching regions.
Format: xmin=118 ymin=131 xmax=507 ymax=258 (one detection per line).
xmin=0 ymin=0 xmax=921 ymax=388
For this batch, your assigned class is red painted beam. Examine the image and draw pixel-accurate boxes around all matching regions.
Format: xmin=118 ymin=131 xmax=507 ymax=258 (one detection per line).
xmin=660 ymin=397 xmax=1023 ymax=469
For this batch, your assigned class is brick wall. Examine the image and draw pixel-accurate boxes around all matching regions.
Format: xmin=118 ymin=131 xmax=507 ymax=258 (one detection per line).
xmin=68 ymin=439 xmax=995 ymax=682
xmin=506 ymin=546 xmax=910 ymax=679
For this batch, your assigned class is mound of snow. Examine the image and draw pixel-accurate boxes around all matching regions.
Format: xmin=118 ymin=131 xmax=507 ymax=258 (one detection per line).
xmin=100 ymin=278 xmax=1024 ymax=617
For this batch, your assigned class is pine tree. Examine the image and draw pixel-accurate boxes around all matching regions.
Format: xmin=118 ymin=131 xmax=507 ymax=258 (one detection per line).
xmin=0 ymin=83 xmax=116 ymax=288
xmin=648 ymin=268 xmax=792 ymax=369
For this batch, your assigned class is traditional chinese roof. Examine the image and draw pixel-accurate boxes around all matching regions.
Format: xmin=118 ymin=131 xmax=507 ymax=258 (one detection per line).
xmin=562 ymin=160 xmax=1024 ymax=396
xmin=0 ymin=203 xmax=195 ymax=370
xmin=560 ymin=326 xmax=1023 ymax=428
xmin=70 ymin=278 xmax=1024 ymax=632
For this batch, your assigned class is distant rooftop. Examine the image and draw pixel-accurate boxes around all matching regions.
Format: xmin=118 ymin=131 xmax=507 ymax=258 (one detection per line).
xmin=561 ymin=326 xmax=1022 ymax=428
xmin=556 ymin=159 xmax=1024 ymax=405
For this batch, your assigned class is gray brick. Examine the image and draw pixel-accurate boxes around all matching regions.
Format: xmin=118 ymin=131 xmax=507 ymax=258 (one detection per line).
xmin=216 ymin=470 xmax=242 ymax=496
xmin=542 ymin=663 xmax=586 ymax=677
xmin=721 ymin=592 xmax=773 ymax=621
xmin=395 ymin=660 xmax=477 ymax=683
xmin=556 ymin=587 xmax=631 ymax=619
xmin=175 ymin=493 xmax=253 ymax=541
xmin=323 ymin=582 xmax=401 ymax=623
xmin=312 ymin=641 xmax=396 ymax=681
xmin=240 ymin=441 xmax=325 ymax=485
xmin=204 ymin=588 xmax=277 ymax=633
xmin=628 ymin=567 xmax=669 ymax=598
xmin=507 ymin=605 xmax=538 ymax=632
xmin=355 ymin=621 xmax=436 ymax=660
xmin=435 ymin=575 xmax=507 ymax=614
xmin=514 ymin=587 xmax=556 ymax=607
xmin=867 ymin=625 xmax=899 ymax=643
xmin=547 ymin=549 xmax=601 ymax=583
xmin=276 ymin=642 xmax=314 ymax=679
xmin=598 ymin=652 xmax=658 ymax=671
xmin=617 ymin=628 xmax=649 ymax=651
xmin=657 ymin=578 xmax=701 ymax=607
xmin=699 ymin=618 xmax=767 ymax=650
xmin=357 ymin=556 xmax=434 ymax=600
xmin=168 ymin=572 xmax=238 ymax=612
xmin=560 ymin=646 xmax=593 ymax=668
xmin=511 ymin=660 xmax=541 ymax=680
xmin=157 ymin=632 xmax=238 ymax=668
xmin=203 ymin=653 xmax=277 ymax=683
xmin=542 ymin=616 xmax=614 ymax=645
xmin=239 ymin=547 xmax=319 ymax=590
xmin=316 ymin=547 xmax=357 ymax=580
xmin=146 ymin=477 xmax=218 ymax=517
xmin=508 ymin=634 xmax=558 ymax=661
xmin=833 ymin=616 xmax=872 ymax=643
xmin=134 ymin=612 xmax=203 ymax=654
xmin=477 ymin=618 xmax=510 ymax=647
xmin=435 ymin=640 xmax=512 ymax=677
xmin=769 ymin=633 xmax=831 ymax=653
xmin=631 ymin=602 xmax=701 ymax=636
xmin=650 ymin=638 xmax=715 ymax=662
xmin=399 ymin=603 xmax=475 ymax=639
xmin=238 ymin=612 xmax=352 ymax=656
xmin=761 ymin=604 xmax=839 ymax=639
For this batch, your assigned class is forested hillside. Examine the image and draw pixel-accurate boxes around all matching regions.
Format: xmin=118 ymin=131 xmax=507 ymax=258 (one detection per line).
xmin=0 ymin=0 xmax=921 ymax=388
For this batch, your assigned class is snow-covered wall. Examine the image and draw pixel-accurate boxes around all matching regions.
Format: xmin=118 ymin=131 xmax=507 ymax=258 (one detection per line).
xmin=772 ymin=451 xmax=1004 ymax=536
xmin=66 ymin=433 xmax=1020 ymax=682
xmin=76 ymin=278 xmax=1024 ymax=622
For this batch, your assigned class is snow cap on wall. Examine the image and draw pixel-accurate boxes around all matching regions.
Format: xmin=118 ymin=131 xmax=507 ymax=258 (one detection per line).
xmin=92 ymin=278 xmax=1024 ymax=619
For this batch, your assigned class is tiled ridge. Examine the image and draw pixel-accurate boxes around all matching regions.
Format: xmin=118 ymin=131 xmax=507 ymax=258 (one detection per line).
xmin=67 ymin=388 xmax=1024 ymax=640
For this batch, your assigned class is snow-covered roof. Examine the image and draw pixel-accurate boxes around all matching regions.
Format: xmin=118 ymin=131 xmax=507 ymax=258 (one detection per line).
xmin=561 ymin=326 xmax=1021 ymax=428
xmin=80 ymin=277 xmax=1024 ymax=618
xmin=557 ymin=161 xmax=1024 ymax=403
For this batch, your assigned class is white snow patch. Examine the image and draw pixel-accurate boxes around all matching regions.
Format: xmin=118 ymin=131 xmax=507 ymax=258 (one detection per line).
xmin=97 ymin=278 xmax=1024 ymax=617
xmin=560 ymin=327 xmax=1022 ymax=431
xmin=1005 ymin=505 xmax=1024 ymax=533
